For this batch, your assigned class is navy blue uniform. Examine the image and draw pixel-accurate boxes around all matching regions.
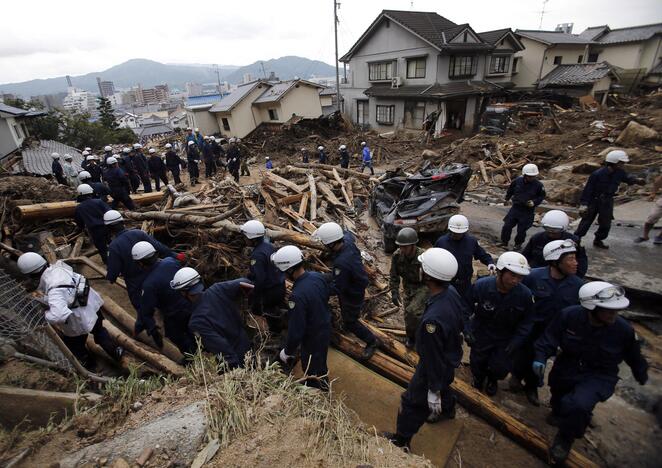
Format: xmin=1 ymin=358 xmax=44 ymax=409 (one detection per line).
xmin=285 ymin=271 xmax=332 ymax=389
xmin=103 ymin=152 xmax=113 ymax=166
xmin=339 ymin=149 xmax=350 ymax=169
xmin=434 ymin=233 xmax=493 ymax=301
xmin=188 ymin=279 xmax=252 ymax=368
xmin=535 ymin=306 xmax=648 ymax=440
xmin=575 ymin=167 xmax=639 ymax=241
xmin=248 ymin=240 xmax=285 ymax=326
xmin=52 ymin=160 xmax=66 ymax=185
xmin=467 ymin=276 xmax=534 ymax=383
xmin=165 ymin=150 xmax=183 ymax=184
xmin=122 ymin=155 xmax=140 ymax=193
xmin=86 ymin=162 xmax=103 ymax=183
xmin=139 ymin=257 xmax=195 ymax=354
xmin=187 ymin=146 xmax=201 ymax=183
xmin=74 ymin=197 xmax=111 ymax=263
xmin=331 ymin=232 xmax=376 ymax=345
xmin=89 ymin=182 xmax=111 ymax=203
xmin=302 ymin=150 xmax=309 ymax=163
xmin=203 ymin=142 xmax=216 ymax=177
xmin=521 ymin=231 xmax=588 ymax=277
xmin=501 ymin=176 xmax=545 ymax=246
xmin=133 ymin=152 xmax=152 ymax=193
xmin=514 ymin=267 xmax=582 ymax=389
xmin=397 ymin=287 xmax=465 ymax=438
xmin=318 ymin=149 xmax=328 ymax=164
xmin=148 ymin=155 xmax=168 ymax=191
xmin=226 ymin=146 xmax=240 ymax=182
xmin=103 ymin=167 xmax=136 ymax=210
xmin=106 ymin=229 xmax=173 ymax=323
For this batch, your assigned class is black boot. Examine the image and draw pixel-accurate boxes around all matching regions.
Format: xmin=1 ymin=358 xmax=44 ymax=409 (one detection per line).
xmin=381 ymin=431 xmax=411 ymax=451
xmin=593 ymin=239 xmax=609 ymax=249
xmin=549 ymin=432 xmax=573 ymax=464
xmin=525 ymin=387 xmax=540 ymax=406
xmin=546 ymin=412 xmax=560 ymax=427
xmin=362 ymin=339 xmax=381 ymax=360
xmin=485 ymin=378 xmax=498 ymax=396
xmin=405 ymin=337 xmax=415 ymax=349
xmin=113 ymin=346 xmax=125 ymax=361
xmin=473 ymin=375 xmax=485 ymax=391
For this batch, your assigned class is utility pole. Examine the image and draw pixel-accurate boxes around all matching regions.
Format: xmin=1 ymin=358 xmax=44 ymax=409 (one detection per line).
xmin=214 ymin=64 xmax=221 ymax=93
xmin=334 ymin=0 xmax=342 ymax=112
xmin=538 ymin=0 xmax=549 ymax=29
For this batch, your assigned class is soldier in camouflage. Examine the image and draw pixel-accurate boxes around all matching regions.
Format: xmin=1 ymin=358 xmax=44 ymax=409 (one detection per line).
xmin=389 ymin=227 xmax=428 ymax=348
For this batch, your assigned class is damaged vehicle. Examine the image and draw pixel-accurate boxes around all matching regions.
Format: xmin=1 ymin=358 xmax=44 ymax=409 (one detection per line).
xmin=369 ymin=162 xmax=472 ymax=253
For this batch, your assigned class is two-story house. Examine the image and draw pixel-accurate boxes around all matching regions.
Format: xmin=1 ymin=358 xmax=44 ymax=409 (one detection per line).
xmin=339 ymin=10 xmax=522 ymax=133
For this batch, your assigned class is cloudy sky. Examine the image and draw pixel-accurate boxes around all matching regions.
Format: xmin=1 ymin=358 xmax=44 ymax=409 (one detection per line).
xmin=1 ymin=0 xmax=661 ymax=84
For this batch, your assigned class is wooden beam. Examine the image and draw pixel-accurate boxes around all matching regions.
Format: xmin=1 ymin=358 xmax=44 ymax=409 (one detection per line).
xmin=332 ymin=168 xmax=353 ymax=207
xmin=265 ymin=171 xmax=304 ymax=193
xmin=308 ymin=174 xmax=317 ymax=221
xmin=298 ymin=193 xmax=309 ymax=218
xmin=278 ymin=192 xmax=304 ymax=206
xmin=317 ymin=181 xmax=345 ymax=208
xmin=280 ymin=207 xmax=316 ymax=234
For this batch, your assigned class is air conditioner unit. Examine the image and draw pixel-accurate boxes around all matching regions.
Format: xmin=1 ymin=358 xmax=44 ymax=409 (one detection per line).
xmin=391 ymin=76 xmax=402 ymax=88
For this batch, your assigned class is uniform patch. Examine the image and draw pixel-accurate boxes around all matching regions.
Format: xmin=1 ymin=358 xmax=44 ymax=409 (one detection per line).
xmin=251 ymin=259 xmax=256 ymax=265
xmin=425 ymin=323 xmax=437 ymax=334
xmin=334 ymin=268 xmax=341 ymax=276
xmin=288 ymin=301 xmax=296 ymax=309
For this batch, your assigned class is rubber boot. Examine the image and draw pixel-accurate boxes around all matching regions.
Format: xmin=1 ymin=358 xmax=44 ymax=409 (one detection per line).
xmin=549 ymin=431 xmax=573 ymax=465
xmin=362 ymin=338 xmax=381 ymax=360
xmin=485 ymin=378 xmax=498 ymax=396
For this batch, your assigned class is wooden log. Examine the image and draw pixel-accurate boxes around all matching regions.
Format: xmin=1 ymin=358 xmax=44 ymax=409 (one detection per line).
xmin=0 ymin=241 xmax=22 ymax=257
xmin=244 ymin=199 xmax=262 ymax=219
xmin=294 ymin=162 xmax=373 ymax=181
xmin=278 ymin=192 xmax=304 ymax=206
xmin=69 ymin=256 xmax=126 ymax=289
xmin=308 ymin=174 xmax=317 ymax=220
xmin=317 ymin=181 xmax=345 ymax=208
xmin=298 ymin=193 xmax=309 ymax=218
xmin=69 ymin=236 xmax=84 ymax=258
xmin=124 ymin=210 xmax=236 ymax=226
xmin=85 ymin=335 xmax=159 ymax=376
xmin=14 ymin=191 xmax=166 ymax=222
xmin=265 ymin=171 xmax=304 ymax=193
xmin=478 ymin=160 xmax=490 ymax=184
xmin=40 ymin=234 xmax=58 ymax=263
xmin=332 ymin=168 xmax=353 ymax=207
xmin=280 ymin=207 xmax=316 ymax=234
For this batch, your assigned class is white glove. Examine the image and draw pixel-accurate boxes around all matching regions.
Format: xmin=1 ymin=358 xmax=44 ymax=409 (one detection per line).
xmin=487 ymin=264 xmax=497 ymax=275
xmin=279 ymin=348 xmax=294 ymax=364
xmin=427 ymin=390 xmax=442 ymax=415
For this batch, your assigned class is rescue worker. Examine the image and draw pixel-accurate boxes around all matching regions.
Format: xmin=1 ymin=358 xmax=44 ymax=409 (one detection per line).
xmin=121 ymin=147 xmax=140 ymax=193
xmin=171 ymin=268 xmax=253 ymax=368
xmin=575 ymin=150 xmax=646 ymax=249
xmin=80 ymin=151 xmax=91 ymax=171
xmin=131 ymin=242 xmax=195 ymax=355
xmin=389 ymin=227 xmax=428 ymax=348
xmin=465 ymin=251 xmax=534 ymax=396
xmin=103 ymin=156 xmax=136 ymax=210
xmin=301 ymin=147 xmax=310 ymax=163
xmin=147 ymin=148 xmax=168 ymax=191
xmin=434 ymin=214 xmax=495 ymax=302
xmin=273 ymin=245 xmax=332 ymax=390
xmin=62 ymin=154 xmax=78 ymax=187
xmin=339 ymin=144 xmax=350 ymax=169
xmin=317 ymin=145 xmax=328 ymax=164
xmin=313 ymin=222 xmax=380 ymax=359
xmin=212 ymin=137 xmax=224 ymax=168
xmin=512 ymin=240 xmax=583 ymax=406
xmin=85 ymin=155 xmax=103 ymax=183
xmin=634 ymin=172 xmax=662 ymax=244
xmin=185 ymin=128 xmax=195 ymax=146
xmin=51 ymin=152 xmax=67 ymax=185
xmin=104 ymin=210 xmax=173 ymax=326
xmin=78 ymin=171 xmax=110 ymax=203
xmin=194 ymin=127 xmax=204 ymax=148
xmin=17 ymin=253 xmax=124 ymax=369
xmin=240 ymin=220 xmax=286 ymax=332
xmin=534 ymin=282 xmax=648 ymax=464
xmin=186 ymin=140 xmax=201 ymax=185
xmin=203 ymin=136 xmax=216 ymax=178
xmin=522 ymin=209 xmax=588 ymax=277
xmin=383 ymin=248 xmax=464 ymax=449
xmin=227 ymin=138 xmax=240 ymax=182
xmin=132 ymin=144 xmax=152 ymax=193
xmin=74 ymin=184 xmax=110 ymax=263
xmin=164 ymin=143 xmax=183 ymax=185
xmin=265 ymin=157 xmax=273 ymax=170
xmin=238 ymin=138 xmax=250 ymax=177
xmin=360 ymin=141 xmax=374 ymax=175
xmin=499 ymin=163 xmax=545 ymax=250
xmin=103 ymin=145 xmax=113 ymax=166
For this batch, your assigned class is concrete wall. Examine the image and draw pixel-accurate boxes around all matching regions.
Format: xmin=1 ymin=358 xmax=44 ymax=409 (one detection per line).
xmin=514 ymin=38 xmax=587 ymax=88
xmin=590 ymin=38 xmax=662 ymax=71
xmin=0 ymin=117 xmax=22 ymax=158
xmin=641 ymin=37 xmax=662 ymax=71
xmin=212 ymin=85 xmax=266 ymax=138
xmin=280 ymin=85 xmax=323 ymax=119
xmin=187 ymin=109 xmax=219 ymax=135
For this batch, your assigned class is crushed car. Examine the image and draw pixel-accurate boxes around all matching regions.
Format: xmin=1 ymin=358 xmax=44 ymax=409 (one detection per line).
xmin=369 ymin=162 xmax=472 ymax=253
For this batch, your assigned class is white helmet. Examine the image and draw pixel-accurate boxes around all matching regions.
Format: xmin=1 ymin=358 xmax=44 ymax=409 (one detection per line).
xmin=339 ymin=144 xmax=346 ymax=150
xmin=579 ymin=281 xmax=629 ymax=310
xmin=496 ymin=251 xmax=530 ymax=276
xmin=194 ymin=127 xmax=199 ymax=132
xmin=51 ymin=152 xmax=60 ymax=159
xmin=361 ymin=141 xmax=366 ymax=146
xmin=605 ymin=149 xmax=629 ymax=164
xmin=229 ymin=137 xmax=236 ymax=143
xmin=131 ymin=241 xmax=157 ymax=260
xmin=78 ymin=170 xmax=91 ymax=180
xmin=103 ymin=210 xmax=124 ymax=225
xmin=236 ymin=138 xmax=241 ymax=143
xmin=418 ymin=247 xmax=458 ymax=281
xmin=104 ymin=145 xmax=112 ymax=152
xmin=543 ymin=239 xmax=577 ymax=262
xmin=133 ymin=143 xmax=142 ymax=149
xmin=123 ymin=147 xmax=130 ymax=153
xmin=317 ymin=145 xmax=324 ymax=151
xmin=265 ymin=156 xmax=270 ymax=160
xmin=541 ymin=210 xmax=569 ymax=231
xmin=448 ymin=214 xmax=469 ymax=234
xmin=240 ymin=220 xmax=266 ymax=239
xmin=522 ymin=163 xmax=539 ymax=176
xmin=77 ymin=184 xmax=94 ymax=196
xmin=82 ymin=150 xmax=89 ymax=156
xmin=63 ymin=154 xmax=73 ymax=160
xmin=188 ymin=141 xmax=195 ymax=146
xmin=170 ymin=267 xmax=202 ymax=290
xmin=106 ymin=156 xmax=118 ymax=165
xmin=148 ymin=148 xmax=156 ymax=154
xmin=301 ymin=147 xmax=307 ymax=151
xmin=86 ymin=155 xmax=95 ymax=161
xmin=17 ymin=252 xmax=47 ymax=275
xmin=165 ymin=143 xmax=172 ymax=149
xmin=84 ymin=147 xmax=92 ymax=152
xmin=271 ymin=245 xmax=304 ymax=272
xmin=312 ymin=222 xmax=344 ymax=245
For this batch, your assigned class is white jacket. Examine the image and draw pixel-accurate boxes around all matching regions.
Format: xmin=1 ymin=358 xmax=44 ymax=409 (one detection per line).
xmin=38 ymin=261 xmax=103 ymax=337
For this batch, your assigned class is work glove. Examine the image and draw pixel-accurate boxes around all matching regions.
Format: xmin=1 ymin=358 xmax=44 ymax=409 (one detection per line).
xmin=391 ymin=291 xmax=401 ymax=307
xmin=149 ymin=328 xmax=164 ymax=349
xmin=427 ymin=390 xmax=442 ymax=416
xmin=279 ymin=348 xmax=295 ymax=366
xmin=532 ymin=361 xmax=546 ymax=387
xmin=487 ymin=264 xmax=497 ymax=275
xmin=579 ymin=204 xmax=589 ymax=216
xmin=463 ymin=329 xmax=475 ymax=347
xmin=526 ymin=200 xmax=534 ymax=208
xmin=175 ymin=252 xmax=186 ymax=263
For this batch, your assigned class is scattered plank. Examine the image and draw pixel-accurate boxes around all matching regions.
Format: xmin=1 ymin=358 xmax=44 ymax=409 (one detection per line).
xmin=308 ymin=174 xmax=317 ymax=220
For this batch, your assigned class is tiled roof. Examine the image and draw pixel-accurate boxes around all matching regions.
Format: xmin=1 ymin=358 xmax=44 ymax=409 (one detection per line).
xmin=319 ymin=87 xmax=337 ymax=96
xmin=515 ymin=30 xmax=590 ymax=45
xmin=593 ymin=23 xmax=662 ymax=44
xmin=136 ymin=124 xmax=174 ymax=138
xmin=0 ymin=102 xmax=29 ymax=116
xmin=577 ymin=26 xmax=609 ymax=41
xmin=478 ymin=28 xmax=512 ymax=45
xmin=538 ymin=62 xmax=616 ymax=88
xmin=209 ymin=81 xmax=268 ymax=113
xmin=22 ymin=140 xmax=83 ymax=176
xmin=253 ymin=81 xmax=297 ymax=104
xmin=364 ymin=80 xmax=501 ymax=98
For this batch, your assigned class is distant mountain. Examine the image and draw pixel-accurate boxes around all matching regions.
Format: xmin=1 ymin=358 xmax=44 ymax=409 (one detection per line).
xmin=0 ymin=56 xmax=335 ymax=98
xmin=225 ymin=56 xmax=335 ymax=84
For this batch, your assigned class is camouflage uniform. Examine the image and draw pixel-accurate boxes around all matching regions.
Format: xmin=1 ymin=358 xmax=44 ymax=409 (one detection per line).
xmin=389 ymin=246 xmax=428 ymax=342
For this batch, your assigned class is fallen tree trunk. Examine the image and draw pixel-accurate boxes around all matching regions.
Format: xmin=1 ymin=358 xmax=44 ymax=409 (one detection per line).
xmin=335 ymin=329 xmax=597 ymax=468
xmin=13 ymin=191 xmax=167 ymax=222
xmin=292 ymin=163 xmax=375 ymax=181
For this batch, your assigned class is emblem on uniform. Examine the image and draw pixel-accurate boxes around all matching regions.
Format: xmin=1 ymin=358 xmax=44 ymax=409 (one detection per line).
xmin=334 ymin=268 xmax=341 ymax=276
xmin=426 ymin=323 xmax=436 ymax=334
xmin=251 ymin=259 xmax=256 ymax=265
xmin=482 ymin=301 xmax=495 ymax=311
xmin=288 ymin=301 xmax=296 ymax=309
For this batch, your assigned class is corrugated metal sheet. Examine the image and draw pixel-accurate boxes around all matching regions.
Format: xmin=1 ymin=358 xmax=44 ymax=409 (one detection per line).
xmin=538 ymin=62 xmax=614 ymax=88
xmin=185 ymin=94 xmax=225 ymax=109
xmin=21 ymin=140 xmax=83 ymax=176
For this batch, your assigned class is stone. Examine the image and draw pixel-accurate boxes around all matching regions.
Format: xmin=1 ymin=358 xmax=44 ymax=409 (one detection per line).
xmin=109 ymin=458 xmax=130 ymax=468
xmin=130 ymin=401 xmax=143 ymax=412
xmin=421 ymin=149 xmax=440 ymax=159
xmin=615 ymin=121 xmax=659 ymax=146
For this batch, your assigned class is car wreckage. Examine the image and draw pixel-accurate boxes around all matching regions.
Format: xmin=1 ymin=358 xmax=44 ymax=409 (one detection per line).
xmin=369 ymin=162 xmax=472 ymax=253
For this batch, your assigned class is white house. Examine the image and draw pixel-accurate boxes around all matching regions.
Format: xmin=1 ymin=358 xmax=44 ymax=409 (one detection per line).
xmin=0 ymin=103 xmax=45 ymax=159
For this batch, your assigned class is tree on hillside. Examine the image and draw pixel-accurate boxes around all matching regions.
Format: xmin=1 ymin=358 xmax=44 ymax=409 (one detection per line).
xmin=3 ymin=97 xmax=60 ymax=141
xmin=97 ymin=97 xmax=118 ymax=130
xmin=59 ymin=111 xmax=136 ymax=149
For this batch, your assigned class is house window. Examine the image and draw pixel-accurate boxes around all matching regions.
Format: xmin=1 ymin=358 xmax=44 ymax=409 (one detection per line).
xmin=268 ymin=108 xmax=279 ymax=121
xmin=406 ymin=58 xmax=426 ymax=78
xmin=368 ymin=62 xmax=392 ymax=81
xmin=376 ymin=105 xmax=395 ymax=125
xmin=489 ymin=55 xmax=511 ymax=74
xmin=357 ymin=100 xmax=369 ymax=126
xmin=588 ymin=53 xmax=599 ymax=62
xmin=577 ymin=55 xmax=584 ymax=63
xmin=13 ymin=124 xmax=23 ymax=139
xmin=512 ymin=57 xmax=521 ymax=73
xmin=449 ymin=56 xmax=477 ymax=78
xmin=553 ymin=56 xmax=562 ymax=65
xmin=221 ymin=118 xmax=230 ymax=131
